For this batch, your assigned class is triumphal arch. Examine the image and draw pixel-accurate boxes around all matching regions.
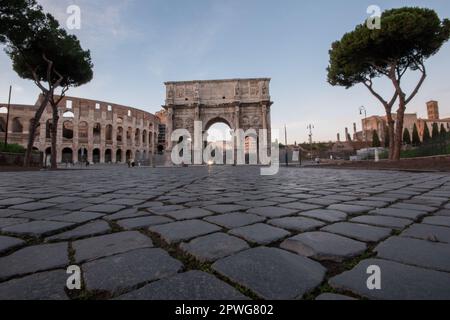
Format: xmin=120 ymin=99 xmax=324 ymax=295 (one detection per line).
xmin=163 ymin=78 xmax=273 ymax=153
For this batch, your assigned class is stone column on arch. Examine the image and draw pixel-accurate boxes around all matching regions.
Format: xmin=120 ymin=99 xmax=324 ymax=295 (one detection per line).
xmin=166 ymin=106 xmax=174 ymax=151
xmin=234 ymin=104 xmax=240 ymax=165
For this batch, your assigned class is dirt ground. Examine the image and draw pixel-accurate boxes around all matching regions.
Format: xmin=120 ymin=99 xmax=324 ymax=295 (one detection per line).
xmin=317 ymin=155 xmax=450 ymax=172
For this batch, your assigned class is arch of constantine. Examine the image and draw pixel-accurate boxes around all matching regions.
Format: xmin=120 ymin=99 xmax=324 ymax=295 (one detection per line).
xmin=163 ymin=78 xmax=273 ymax=153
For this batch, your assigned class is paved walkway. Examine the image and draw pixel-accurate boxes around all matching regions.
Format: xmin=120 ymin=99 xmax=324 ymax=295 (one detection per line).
xmin=0 ymin=166 xmax=449 ymax=300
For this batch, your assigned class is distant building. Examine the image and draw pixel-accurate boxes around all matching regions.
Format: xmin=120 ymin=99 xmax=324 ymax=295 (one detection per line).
xmin=354 ymin=101 xmax=450 ymax=144
xmin=0 ymin=95 xmax=160 ymax=164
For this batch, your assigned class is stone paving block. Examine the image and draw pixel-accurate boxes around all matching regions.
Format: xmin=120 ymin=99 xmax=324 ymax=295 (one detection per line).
xmin=369 ymin=208 xmax=426 ymax=221
xmin=73 ymin=231 xmax=153 ymax=263
xmin=266 ymin=197 xmax=296 ymax=204
xmin=108 ymin=198 xmax=146 ymax=206
xmin=117 ymin=270 xmax=248 ymax=300
xmin=315 ymin=293 xmax=357 ymax=300
xmin=422 ymin=216 xmax=450 ymax=227
xmin=268 ymin=217 xmax=325 ymax=232
xmin=375 ymin=236 xmax=450 ymax=272
xmin=180 ymin=232 xmax=250 ymax=262
xmin=44 ymin=196 xmax=84 ymax=204
xmin=236 ymin=200 xmax=278 ymax=207
xmin=54 ymin=202 xmax=92 ymax=211
xmin=83 ymin=248 xmax=183 ymax=295
xmin=0 ymin=235 xmax=25 ymax=254
xmin=202 ymin=204 xmax=248 ymax=213
xmin=204 ymin=212 xmax=265 ymax=229
xmin=280 ymin=232 xmax=366 ymax=262
xmin=2 ymin=220 xmax=75 ymax=237
xmin=81 ymin=204 xmax=126 ymax=214
xmin=298 ymin=209 xmax=347 ymax=223
xmin=0 ymin=218 xmax=29 ymax=228
xmin=148 ymin=205 xmax=186 ymax=215
xmin=435 ymin=209 xmax=450 ymax=217
xmin=327 ymin=204 xmax=372 ymax=215
xmin=46 ymin=211 xmax=104 ymax=223
xmin=212 ymin=247 xmax=326 ymax=299
xmin=390 ymin=203 xmax=437 ymax=213
xmin=329 ymin=258 xmax=450 ymax=300
xmin=322 ymin=222 xmax=392 ymax=242
xmin=117 ymin=216 xmax=173 ymax=230
xmin=166 ymin=208 xmax=214 ymax=220
xmin=247 ymin=206 xmax=298 ymax=218
xmin=103 ymin=208 xmax=153 ymax=221
xmin=303 ymin=198 xmax=341 ymax=206
xmin=229 ymin=223 xmax=290 ymax=245
xmin=0 ymin=198 xmax=34 ymax=206
xmin=0 ymin=270 xmax=69 ymax=300
xmin=149 ymin=219 xmax=221 ymax=244
xmin=0 ymin=242 xmax=68 ymax=280
xmin=350 ymin=215 xmax=413 ymax=230
xmin=46 ymin=220 xmax=111 ymax=241
xmin=280 ymin=202 xmax=322 ymax=211
xmin=0 ymin=209 xmax=25 ymax=218
xmin=344 ymin=200 xmax=388 ymax=208
xmin=9 ymin=201 xmax=55 ymax=211
xmin=16 ymin=209 xmax=70 ymax=219
xmin=401 ymin=224 xmax=450 ymax=244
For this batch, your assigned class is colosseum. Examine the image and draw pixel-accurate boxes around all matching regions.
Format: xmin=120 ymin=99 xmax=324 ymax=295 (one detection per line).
xmin=0 ymin=95 xmax=160 ymax=165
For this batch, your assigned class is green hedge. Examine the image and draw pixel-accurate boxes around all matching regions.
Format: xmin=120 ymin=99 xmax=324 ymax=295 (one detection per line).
xmin=0 ymin=143 xmax=26 ymax=154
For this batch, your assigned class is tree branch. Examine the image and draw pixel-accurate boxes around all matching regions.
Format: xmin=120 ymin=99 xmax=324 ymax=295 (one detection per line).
xmin=363 ymin=79 xmax=388 ymax=108
xmin=405 ymin=62 xmax=427 ymax=105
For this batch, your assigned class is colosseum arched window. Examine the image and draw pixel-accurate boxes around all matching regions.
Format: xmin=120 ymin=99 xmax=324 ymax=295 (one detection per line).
xmin=79 ymin=122 xmax=88 ymax=142
xmin=93 ymin=123 xmax=101 ymax=144
xmin=45 ymin=120 xmax=53 ymax=139
xmin=116 ymin=149 xmax=122 ymax=162
xmin=126 ymin=127 xmax=132 ymax=144
xmin=117 ymin=127 xmax=123 ymax=143
xmin=63 ymin=121 xmax=74 ymax=140
xmin=135 ymin=128 xmax=140 ymax=146
xmin=142 ymin=130 xmax=147 ymax=145
xmin=105 ymin=149 xmax=112 ymax=163
xmin=0 ymin=117 xmax=6 ymax=132
xmin=12 ymin=118 xmax=23 ymax=133
xmin=106 ymin=124 xmax=113 ymax=141
xmin=93 ymin=148 xmax=101 ymax=163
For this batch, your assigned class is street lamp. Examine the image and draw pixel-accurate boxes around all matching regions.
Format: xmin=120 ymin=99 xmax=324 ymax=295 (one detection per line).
xmin=359 ymin=106 xmax=368 ymax=145
xmin=307 ymin=124 xmax=314 ymax=161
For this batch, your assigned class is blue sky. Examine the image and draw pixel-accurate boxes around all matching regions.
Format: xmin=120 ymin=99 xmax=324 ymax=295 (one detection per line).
xmin=1 ymin=0 xmax=450 ymax=142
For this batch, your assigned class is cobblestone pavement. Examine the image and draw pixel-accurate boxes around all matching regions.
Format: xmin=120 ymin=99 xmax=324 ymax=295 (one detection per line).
xmin=0 ymin=166 xmax=450 ymax=300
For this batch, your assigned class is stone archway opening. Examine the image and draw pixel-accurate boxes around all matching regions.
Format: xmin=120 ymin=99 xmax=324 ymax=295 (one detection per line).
xmin=116 ymin=149 xmax=122 ymax=163
xmin=205 ymin=118 xmax=233 ymax=165
xmin=78 ymin=147 xmax=88 ymax=163
xmin=93 ymin=148 xmax=101 ymax=163
xmin=105 ymin=149 xmax=112 ymax=163
xmin=62 ymin=148 xmax=73 ymax=163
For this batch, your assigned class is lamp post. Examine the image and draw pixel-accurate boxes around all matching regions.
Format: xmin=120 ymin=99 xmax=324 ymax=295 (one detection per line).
xmin=359 ymin=106 xmax=368 ymax=146
xmin=284 ymin=125 xmax=288 ymax=167
xmin=307 ymin=124 xmax=314 ymax=161
xmin=4 ymin=86 xmax=12 ymax=147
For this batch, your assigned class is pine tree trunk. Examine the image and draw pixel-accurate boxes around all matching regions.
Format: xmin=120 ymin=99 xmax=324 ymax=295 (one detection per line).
xmin=385 ymin=110 xmax=395 ymax=160
xmin=23 ymin=94 xmax=50 ymax=167
xmin=50 ymin=104 xmax=59 ymax=169
xmin=393 ymin=99 xmax=406 ymax=161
